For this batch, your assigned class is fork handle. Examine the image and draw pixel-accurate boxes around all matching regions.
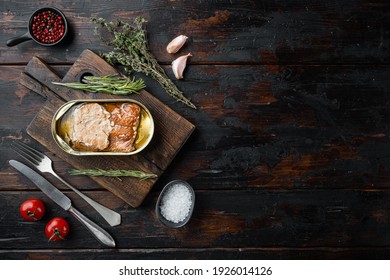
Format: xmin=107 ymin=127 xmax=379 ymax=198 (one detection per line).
xmin=68 ymin=206 xmax=116 ymax=247
xmin=53 ymin=173 xmax=121 ymax=227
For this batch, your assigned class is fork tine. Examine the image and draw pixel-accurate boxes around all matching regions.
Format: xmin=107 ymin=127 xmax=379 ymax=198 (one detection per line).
xmin=12 ymin=145 xmax=40 ymax=166
xmin=12 ymin=143 xmax=41 ymax=163
xmin=13 ymin=141 xmax=44 ymax=161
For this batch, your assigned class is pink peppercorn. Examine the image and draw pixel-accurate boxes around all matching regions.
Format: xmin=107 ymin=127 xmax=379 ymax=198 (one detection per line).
xmin=31 ymin=9 xmax=65 ymax=44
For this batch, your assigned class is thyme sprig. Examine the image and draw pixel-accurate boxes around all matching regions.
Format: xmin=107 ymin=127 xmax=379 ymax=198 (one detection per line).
xmin=53 ymin=75 xmax=145 ymax=95
xmin=91 ymin=17 xmax=196 ymax=109
xmin=69 ymin=169 xmax=157 ymax=180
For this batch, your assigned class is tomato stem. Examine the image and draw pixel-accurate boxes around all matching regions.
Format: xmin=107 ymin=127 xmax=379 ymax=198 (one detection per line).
xmin=48 ymin=228 xmax=65 ymax=242
xmin=27 ymin=210 xmax=38 ymax=221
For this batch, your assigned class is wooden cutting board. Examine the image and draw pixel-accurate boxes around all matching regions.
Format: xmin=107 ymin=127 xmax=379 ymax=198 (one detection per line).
xmin=19 ymin=49 xmax=195 ymax=207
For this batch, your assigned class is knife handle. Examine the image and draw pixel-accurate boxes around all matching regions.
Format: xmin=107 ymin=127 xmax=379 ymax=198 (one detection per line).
xmin=53 ymin=173 xmax=121 ymax=227
xmin=68 ymin=206 xmax=116 ymax=247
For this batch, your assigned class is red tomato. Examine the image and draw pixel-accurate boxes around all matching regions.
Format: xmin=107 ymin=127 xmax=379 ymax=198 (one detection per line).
xmin=19 ymin=199 xmax=45 ymax=221
xmin=45 ymin=217 xmax=70 ymax=242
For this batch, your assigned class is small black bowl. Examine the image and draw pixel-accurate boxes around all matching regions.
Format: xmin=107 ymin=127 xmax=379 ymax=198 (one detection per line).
xmin=156 ymin=180 xmax=195 ymax=228
xmin=6 ymin=7 xmax=68 ymax=47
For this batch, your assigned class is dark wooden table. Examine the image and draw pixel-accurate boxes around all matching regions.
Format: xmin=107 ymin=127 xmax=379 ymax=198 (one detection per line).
xmin=1 ymin=0 xmax=390 ymax=260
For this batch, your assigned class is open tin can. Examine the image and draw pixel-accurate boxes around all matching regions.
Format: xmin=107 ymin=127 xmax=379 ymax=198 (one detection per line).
xmin=51 ymin=99 xmax=154 ymax=156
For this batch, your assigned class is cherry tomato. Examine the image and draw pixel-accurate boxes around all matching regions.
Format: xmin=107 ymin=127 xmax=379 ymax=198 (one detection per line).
xmin=45 ymin=217 xmax=70 ymax=242
xmin=20 ymin=199 xmax=45 ymax=221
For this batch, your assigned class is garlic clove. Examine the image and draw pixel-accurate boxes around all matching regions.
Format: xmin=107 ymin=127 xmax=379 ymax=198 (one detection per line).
xmin=166 ymin=35 xmax=188 ymax=54
xmin=172 ymin=53 xmax=192 ymax=79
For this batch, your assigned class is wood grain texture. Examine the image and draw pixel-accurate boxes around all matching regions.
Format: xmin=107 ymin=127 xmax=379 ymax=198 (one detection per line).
xmin=2 ymin=64 xmax=390 ymax=192
xmin=0 ymin=190 xmax=390 ymax=250
xmin=1 ymin=0 xmax=390 ymax=260
xmin=2 ymin=248 xmax=390 ymax=260
xmin=22 ymin=50 xmax=194 ymax=207
xmin=0 ymin=0 xmax=389 ymax=65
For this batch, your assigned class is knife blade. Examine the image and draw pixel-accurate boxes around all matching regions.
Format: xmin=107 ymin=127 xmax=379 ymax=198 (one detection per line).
xmin=9 ymin=160 xmax=116 ymax=247
xmin=10 ymin=160 xmax=71 ymax=210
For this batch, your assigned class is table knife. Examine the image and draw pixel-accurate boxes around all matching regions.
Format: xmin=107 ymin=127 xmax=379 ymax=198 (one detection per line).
xmin=9 ymin=160 xmax=116 ymax=248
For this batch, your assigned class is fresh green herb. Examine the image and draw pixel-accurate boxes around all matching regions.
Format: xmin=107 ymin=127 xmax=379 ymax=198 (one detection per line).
xmin=69 ymin=169 xmax=157 ymax=180
xmin=52 ymin=75 xmax=145 ymax=95
xmin=91 ymin=17 xmax=196 ymax=109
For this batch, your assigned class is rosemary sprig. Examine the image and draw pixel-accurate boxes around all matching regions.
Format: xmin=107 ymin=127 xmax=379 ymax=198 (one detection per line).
xmin=91 ymin=17 xmax=196 ymax=109
xmin=52 ymin=75 xmax=145 ymax=95
xmin=69 ymin=169 xmax=157 ymax=180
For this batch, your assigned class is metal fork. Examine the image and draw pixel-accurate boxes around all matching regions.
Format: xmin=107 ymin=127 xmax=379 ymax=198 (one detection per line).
xmin=12 ymin=140 xmax=121 ymax=227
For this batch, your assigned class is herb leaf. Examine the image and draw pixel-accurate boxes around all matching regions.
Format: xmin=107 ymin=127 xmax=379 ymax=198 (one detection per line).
xmin=69 ymin=169 xmax=157 ymax=180
xmin=91 ymin=17 xmax=196 ymax=109
xmin=52 ymin=75 xmax=145 ymax=95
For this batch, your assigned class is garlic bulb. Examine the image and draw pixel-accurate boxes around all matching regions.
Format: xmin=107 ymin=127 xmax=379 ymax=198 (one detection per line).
xmin=172 ymin=53 xmax=192 ymax=79
xmin=166 ymin=35 xmax=188 ymax=54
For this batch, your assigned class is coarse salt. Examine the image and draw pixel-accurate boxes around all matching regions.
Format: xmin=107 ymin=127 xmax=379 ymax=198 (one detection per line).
xmin=160 ymin=183 xmax=192 ymax=223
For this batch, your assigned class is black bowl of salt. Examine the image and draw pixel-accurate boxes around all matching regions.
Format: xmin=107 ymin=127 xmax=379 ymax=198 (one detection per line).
xmin=156 ymin=180 xmax=195 ymax=228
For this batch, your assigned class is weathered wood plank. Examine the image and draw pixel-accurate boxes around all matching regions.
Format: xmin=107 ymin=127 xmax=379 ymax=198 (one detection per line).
xmin=2 ymin=64 xmax=390 ymax=192
xmin=0 ymin=190 xmax=390 ymax=249
xmin=21 ymin=51 xmax=194 ymax=207
xmin=2 ymin=248 xmax=390 ymax=260
xmin=1 ymin=0 xmax=389 ymax=261
xmin=0 ymin=0 xmax=389 ymax=64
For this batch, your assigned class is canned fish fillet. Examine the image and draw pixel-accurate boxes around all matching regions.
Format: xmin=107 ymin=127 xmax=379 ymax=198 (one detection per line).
xmin=51 ymin=99 xmax=154 ymax=156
